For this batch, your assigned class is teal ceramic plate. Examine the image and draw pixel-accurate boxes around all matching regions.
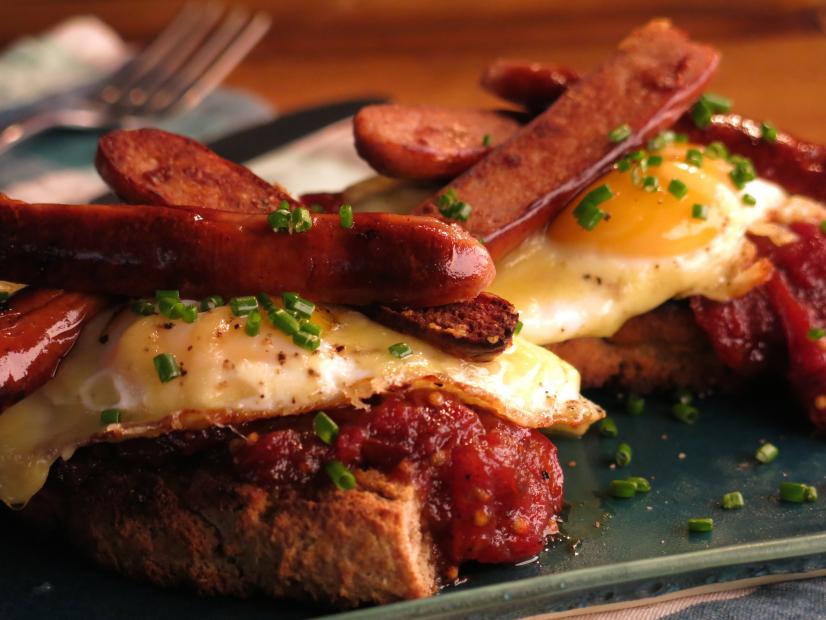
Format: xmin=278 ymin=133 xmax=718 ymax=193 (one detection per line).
xmin=3 ymin=111 xmax=826 ymax=619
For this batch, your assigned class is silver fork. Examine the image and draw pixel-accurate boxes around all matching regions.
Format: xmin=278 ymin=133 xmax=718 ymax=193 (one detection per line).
xmin=0 ymin=2 xmax=270 ymax=154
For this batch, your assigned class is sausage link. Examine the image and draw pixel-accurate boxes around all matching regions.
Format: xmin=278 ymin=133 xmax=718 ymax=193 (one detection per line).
xmin=0 ymin=198 xmax=494 ymax=308
xmin=415 ymin=19 xmax=719 ymax=261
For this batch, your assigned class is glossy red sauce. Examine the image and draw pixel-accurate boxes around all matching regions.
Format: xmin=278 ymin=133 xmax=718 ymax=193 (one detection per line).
xmin=234 ymin=389 xmax=564 ymax=566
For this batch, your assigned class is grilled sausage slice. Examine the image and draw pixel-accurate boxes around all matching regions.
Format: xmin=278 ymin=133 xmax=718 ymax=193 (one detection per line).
xmin=353 ymin=105 xmax=522 ymax=181
xmin=479 ymin=59 xmax=581 ymax=112
xmin=0 ymin=197 xmax=494 ymax=308
xmin=415 ymin=19 xmax=719 ymax=261
xmin=96 ymin=128 xmax=297 ymax=211
xmin=0 ymin=288 xmax=109 ymax=410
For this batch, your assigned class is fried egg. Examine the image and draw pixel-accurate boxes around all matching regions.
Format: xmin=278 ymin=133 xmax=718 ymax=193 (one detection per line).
xmin=0 ymin=304 xmax=601 ymax=507
xmin=488 ymin=144 xmax=815 ymax=344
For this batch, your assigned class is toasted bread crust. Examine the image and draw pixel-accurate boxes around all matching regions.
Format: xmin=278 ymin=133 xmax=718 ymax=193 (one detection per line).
xmin=548 ymin=303 xmax=740 ymax=393
xmin=22 ymin=463 xmax=437 ymax=607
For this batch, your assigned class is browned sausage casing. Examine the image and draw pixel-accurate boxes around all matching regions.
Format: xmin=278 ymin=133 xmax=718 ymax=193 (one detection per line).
xmin=415 ymin=19 xmax=719 ymax=261
xmin=0 ymin=198 xmax=494 ymax=308
xmin=353 ymin=105 xmax=522 ymax=181
xmin=479 ymin=59 xmax=581 ymax=112
xmin=96 ymin=128 xmax=296 ymax=211
xmin=0 ymin=288 xmax=108 ymax=410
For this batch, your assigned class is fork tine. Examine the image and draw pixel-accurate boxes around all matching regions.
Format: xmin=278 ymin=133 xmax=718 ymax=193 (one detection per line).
xmin=112 ymin=2 xmax=225 ymax=114
xmin=143 ymin=7 xmax=253 ymax=114
xmin=98 ymin=2 xmax=202 ymax=104
xmin=164 ymin=11 xmax=271 ymax=115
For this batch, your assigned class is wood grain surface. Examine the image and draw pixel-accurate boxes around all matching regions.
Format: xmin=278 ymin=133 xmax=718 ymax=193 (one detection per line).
xmin=2 ymin=0 xmax=825 ymax=140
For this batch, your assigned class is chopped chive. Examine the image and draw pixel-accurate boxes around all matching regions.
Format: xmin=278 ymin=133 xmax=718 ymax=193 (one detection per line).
xmin=339 ymin=204 xmax=354 ymax=229
xmin=598 ymin=417 xmax=618 ymax=438
xmin=389 ymin=342 xmax=413 ymax=359
xmin=821 ymin=219 xmax=826 ymax=234
xmin=672 ymin=402 xmax=699 ymax=424
xmin=627 ymin=476 xmax=651 ymax=493
xmin=807 ymin=327 xmax=824 ymax=341
xmin=628 ymin=149 xmax=645 ymax=162
xmin=642 ymin=176 xmax=659 ymax=192
xmin=686 ymin=148 xmax=703 ymax=167
xmin=626 ymin=393 xmax=645 ymax=416
xmin=293 ymin=331 xmax=321 ymax=351
xmin=742 ymin=193 xmax=757 ymax=206
xmin=278 ymin=200 xmax=291 ymax=211
xmin=158 ymin=297 xmax=179 ymax=318
xmin=308 ymin=203 xmax=325 ymax=213
xmin=573 ymin=184 xmax=613 ymax=231
xmin=482 ymin=133 xmax=492 ymax=147
xmin=646 ymin=155 xmax=663 ymax=167
xmin=704 ymin=143 xmax=728 ymax=163
xmin=283 ymin=292 xmax=315 ymax=318
xmin=155 ymin=289 xmax=180 ymax=302
xmin=806 ymin=485 xmax=818 ymax=502
xmin=780 ymin=481 xmax=809 ymax=503
xmin=702 ymin=93 xmax=732 ymax=113
xmin=267 ymin=208 xmax=291 ymax=232
xmin=687 ymin=517 xmax=713 ymax=532
xmin=179 ymin=304 xmax=198 ymax=324
xmin=760 ymin=121 xmax=777 ymax=143
xmin=647 ymin=130 xmax=675 ymax=151
xmin=674 ymin=133 xmax=689 ymax=143
xmin=325 ymin=460 xmax=356 ymax=490
xmin=291 ymin=206 xmax=313 ymax=233
xmin=691 ymin=99 xmax=713 ymax=129
xmin=437 ymin=188 xmax=473 ymax=222
xmin=609 ymin=479 xmax=637 ymax=498
xmin=690 ymin=91 xmax=734 ymax=129
xmin=729 ymin=155 xmax=757 ymax=189
xmin=692 ymin=203 xmax=708 ymax=220
xmin=668 ymin=179 xmax=689 ymax=199
xmin=255 ymin=293 xmax=276 ymax=313
xmin=615 ymin=442 xmax=632 ymax=467
xmin=245 ymin=310 xmax=262 ymax=336
xmin=514 ymin=320 xmax=524 ymax=336
xmin=153 ymin=353 xmax=180 ymax=383
xmin=608 ymin=123 xmax=632 ymax=143
xmin=313 ymin=411 xmax=339 ymax=445
xmin=100 ymin=408 xmax=121 ymax=425
xmin=270 ymin=308 xmax=300 ymax=336
xmin=722 ymin=491 xmax=745 ymax=510
xmin=230 ymin=296 xmax=258 ymax=317
xmin=299 ymin=320 xmax=322 ymax=336
xmin=130 ymin=299 xmax=156 ymax=316
xmin=616 ymin=157 xmax=632 ymax=172
xmin=755 ymin=442 xmax=779 ymax=463
xmin=199 ymin=295 xmax=224 ymax=311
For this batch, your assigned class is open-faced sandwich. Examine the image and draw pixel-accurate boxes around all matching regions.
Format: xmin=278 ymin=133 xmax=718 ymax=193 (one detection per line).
xmin=0 ymin=96 xmax=605 ymax=607
xmin=351 ymin=18 xmax=826 ymax=429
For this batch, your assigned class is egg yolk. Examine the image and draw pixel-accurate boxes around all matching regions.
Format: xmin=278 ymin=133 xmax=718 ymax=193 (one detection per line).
xmin=547 ymin=145 xmax=740 ymax=258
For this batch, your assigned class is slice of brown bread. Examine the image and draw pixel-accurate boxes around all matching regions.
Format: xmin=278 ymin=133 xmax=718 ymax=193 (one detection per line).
xmin=22 ymin=462 xmax=438 ymax=608
xmin=548 ymin=302 xmax=740 ymax=394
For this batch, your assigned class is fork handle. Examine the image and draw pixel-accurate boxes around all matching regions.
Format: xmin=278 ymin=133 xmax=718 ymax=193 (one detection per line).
xmin=0 ymin=109 xmax=108 ymax=156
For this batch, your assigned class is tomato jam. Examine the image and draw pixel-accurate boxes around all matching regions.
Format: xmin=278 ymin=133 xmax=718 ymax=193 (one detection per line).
xmin=234 ymin=389 xmax=563 ymax=566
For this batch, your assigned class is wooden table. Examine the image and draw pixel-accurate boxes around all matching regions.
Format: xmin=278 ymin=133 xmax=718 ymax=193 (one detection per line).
xmin=3 ymin=0 xmax=826 ymax=140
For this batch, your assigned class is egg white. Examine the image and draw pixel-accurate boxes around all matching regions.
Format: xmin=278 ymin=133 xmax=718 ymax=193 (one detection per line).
xmin=0 ymin=304 xmax=600 ymax=507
